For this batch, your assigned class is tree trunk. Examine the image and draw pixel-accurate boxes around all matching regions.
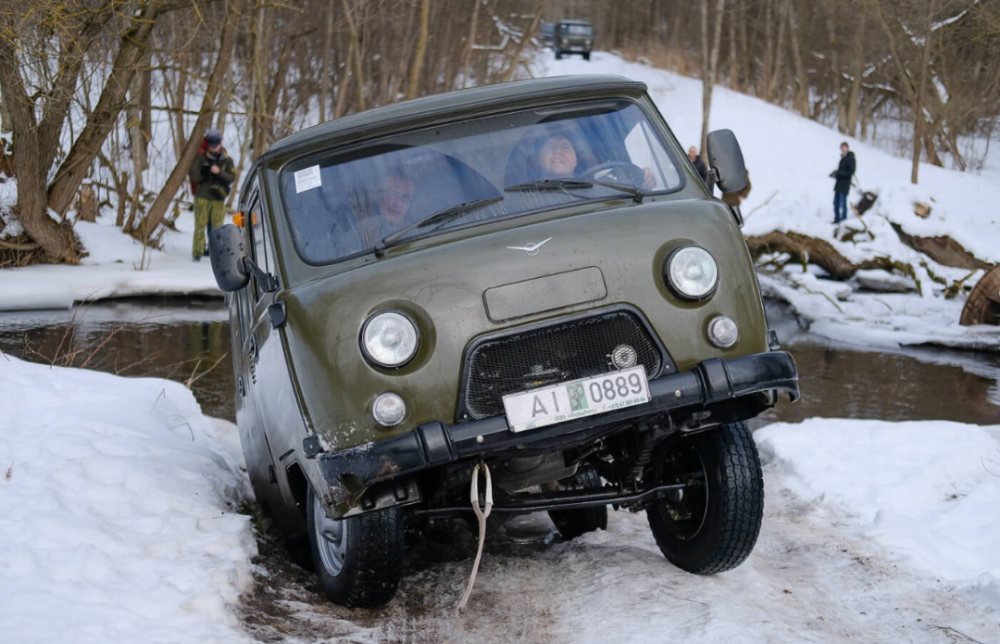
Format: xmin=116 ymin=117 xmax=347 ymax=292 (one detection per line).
xmin=135 ymin=0 xmax=240 ymax=242
xmin=319 ymin=7 xmax=335 ymax=122
xmin=825 ymin=3 xmax=845 ymax=133
xmin=912 ymin=0 xmax=936 ymax=184
xmin=762 ymin=0 xmax=774 ymax=96
xmin=738 ymin=0 xmax=750 ymax=93
xmin=700 ymin=0 xmax=726 ymax=156
xmin=846 ymin=6 xmax=865 ymax=136
xmin=767 ymin=0 xmax=787 ymax=103
xmin=728 ymin=6 xmax=738 ymax=89
xmin=46 ymin=1 xmax=175 ymax=218
xmin=406 ymin=0 xmax=431 ymax=99
xmin=786 ymin=0 xmax=809 ymax=116
xmin=341 ymin=0 xmax=366 ymax=113
xmin=501 ymin=2 xmax=543 ymax=83
xmin=0 ymin=18 xmax=82 ymax=264
xmin=463 ymin=0 xmax=481 ymax=88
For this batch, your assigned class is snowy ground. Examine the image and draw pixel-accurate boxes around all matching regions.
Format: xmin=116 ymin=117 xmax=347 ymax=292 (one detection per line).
xmin=2 ymin=49 xmax=1000 ymax=644
xmin=2 ymin=353 xmax=998 ymax=644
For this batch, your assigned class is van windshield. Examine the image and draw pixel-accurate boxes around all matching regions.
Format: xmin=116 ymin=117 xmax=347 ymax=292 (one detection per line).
xmin=280 ymin=100 xmax=682 ymax=265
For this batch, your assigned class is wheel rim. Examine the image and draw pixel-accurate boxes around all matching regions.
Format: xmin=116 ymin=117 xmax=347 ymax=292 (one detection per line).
xmin=656 ymin=446 xmax=709 ymax=541
xmin=312 ymin=494 xmax=348 ymax=576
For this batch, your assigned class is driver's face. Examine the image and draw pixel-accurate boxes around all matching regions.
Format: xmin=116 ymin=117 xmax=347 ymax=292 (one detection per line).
xmin=538 ymin=135 xmax=578 ymax=178
xmin=379 ymin=175 xmax=415 ymax=222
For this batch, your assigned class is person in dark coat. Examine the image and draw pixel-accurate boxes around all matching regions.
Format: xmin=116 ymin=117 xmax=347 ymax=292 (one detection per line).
xmin=831 ymin=142 xmax=855 ymax=224
xmin=189 ymin=128 xmax=236 ymax=261
xmin=688 ymin=145 xmax=709 ymax=187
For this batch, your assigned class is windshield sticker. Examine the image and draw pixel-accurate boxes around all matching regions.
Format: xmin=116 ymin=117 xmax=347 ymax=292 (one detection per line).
xmin=294 ymin=165 xmax=322 ymax=193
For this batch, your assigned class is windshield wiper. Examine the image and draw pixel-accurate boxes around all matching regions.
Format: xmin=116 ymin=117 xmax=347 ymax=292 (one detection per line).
xmin=375 ymin=195 xmax=504 ymax=255
xmin=589 ymin=179 xmax=646 ymax=202
xmin=504 ymin=179 xmax=594 ymax=192
xmin=505 ymin=178 xmax=645 ymax=202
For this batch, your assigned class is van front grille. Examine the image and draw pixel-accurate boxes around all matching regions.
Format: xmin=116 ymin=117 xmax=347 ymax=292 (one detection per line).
xmin=460 ymin=311 xmax=663 ymax=420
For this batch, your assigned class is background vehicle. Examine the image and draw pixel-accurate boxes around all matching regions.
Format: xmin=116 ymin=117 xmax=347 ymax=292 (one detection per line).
xmin=538 ymin=21 xmax=554 ymax=48
xmin=209 ymin=75 xmax=799 ymax=608
xmin=554 ymin=19 xmax=594 ymax=60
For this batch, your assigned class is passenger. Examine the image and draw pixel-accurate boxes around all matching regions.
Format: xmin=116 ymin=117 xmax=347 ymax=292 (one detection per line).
xmin=340 ymin=168 xmax=417 ymax=249
xmin=374 ymin=171 xmax=416 ymax=232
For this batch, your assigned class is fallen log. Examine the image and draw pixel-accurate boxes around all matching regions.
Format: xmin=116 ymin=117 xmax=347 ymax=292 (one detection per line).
xmin=746 ymin=227 xmax=992 ymax=283
xmin=745 ymin=231 xmax=857 ymax=280
xmin=889 ymin=223 xmax=990 ymax=272
xmin=960 ymin=264 xmax=1000 ymax=326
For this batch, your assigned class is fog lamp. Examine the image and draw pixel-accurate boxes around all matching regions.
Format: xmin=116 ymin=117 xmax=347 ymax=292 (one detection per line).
xmin=610 ymin=344 xmax=638 ymax=370
xmin=707 ymin=315 xmax=739 ymax=349
xmin=372 ymin=392 xmax=406 ymax=427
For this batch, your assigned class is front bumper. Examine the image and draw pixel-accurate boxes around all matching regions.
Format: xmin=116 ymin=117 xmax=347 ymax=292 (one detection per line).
xmin=313 ymin=351 xmax=799 ymax=499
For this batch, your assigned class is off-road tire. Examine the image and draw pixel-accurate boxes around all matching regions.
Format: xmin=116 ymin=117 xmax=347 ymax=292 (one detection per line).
xmin=646 ymin=422 xmax=763 ymax=574
xmin=306 ymin=487 xmax=404 ymax=608
xmin=583 ymin=52 xmax=591 ymax=61
xmin=548 ymin=464 xmax=608 ymax=539
xmin=555 ymin=50 xmax=563 ymax=59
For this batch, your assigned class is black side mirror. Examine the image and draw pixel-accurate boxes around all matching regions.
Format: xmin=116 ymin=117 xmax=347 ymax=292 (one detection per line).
xmin=209 ymin=224 xmax=250 ymax=293
xmin=706 ymin=129 xmax=748 ymax=194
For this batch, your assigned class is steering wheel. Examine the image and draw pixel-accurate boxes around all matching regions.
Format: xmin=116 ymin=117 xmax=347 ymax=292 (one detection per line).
xmin=580 ymin=160 xmax=646 ymax=186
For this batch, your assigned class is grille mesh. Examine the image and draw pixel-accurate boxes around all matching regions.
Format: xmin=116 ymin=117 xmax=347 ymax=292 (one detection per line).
xmin=462 ymin=311 xmax=662 ymax=419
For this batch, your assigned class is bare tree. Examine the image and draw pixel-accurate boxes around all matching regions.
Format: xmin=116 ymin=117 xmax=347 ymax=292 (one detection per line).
xmin=135 ymin=0 xmax=242 ymax=241
xmin=700 ymin=0 xmax=727 ymax=157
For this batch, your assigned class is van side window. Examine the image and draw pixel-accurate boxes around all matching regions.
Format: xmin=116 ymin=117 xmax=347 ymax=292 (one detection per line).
xmin=245 ymin=187 xmax=276 ymax=302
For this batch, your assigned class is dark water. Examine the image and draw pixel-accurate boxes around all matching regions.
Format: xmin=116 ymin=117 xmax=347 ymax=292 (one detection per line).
xmin=0 ymin=297 xmax=236 ymax=421
xmin=1 ymin=298 xmax=998 ymax=427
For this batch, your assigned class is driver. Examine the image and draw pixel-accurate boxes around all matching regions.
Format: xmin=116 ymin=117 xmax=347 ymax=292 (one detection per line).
xmin=532 ymin=129 xmax=656 ymax=189
xmin=537 ymin=134 xmax=579 ymax=179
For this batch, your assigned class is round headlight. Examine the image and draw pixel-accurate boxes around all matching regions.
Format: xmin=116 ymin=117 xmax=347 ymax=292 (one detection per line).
xmin=372 ymin=392 xmax=407 ymax=427
xmin=361 ymin=311 xmax=418 ymax=367
xmin=666 ymin=246 xmax=718 ymax=300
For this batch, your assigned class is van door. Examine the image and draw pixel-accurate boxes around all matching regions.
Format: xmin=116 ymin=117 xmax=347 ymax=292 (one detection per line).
xmin=231 ymin=181 xmax=280 ymax=514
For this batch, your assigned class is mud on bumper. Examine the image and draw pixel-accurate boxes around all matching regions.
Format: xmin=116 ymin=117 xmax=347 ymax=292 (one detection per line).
xmin=311 ymin=351 xmax=799 ymax=506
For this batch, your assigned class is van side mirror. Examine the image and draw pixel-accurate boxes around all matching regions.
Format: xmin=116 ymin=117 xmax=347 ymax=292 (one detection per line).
xmin=706 ymin=129 xmax=748 ymax=194
xmin=209 ymin=224 xmax=250 ymax=292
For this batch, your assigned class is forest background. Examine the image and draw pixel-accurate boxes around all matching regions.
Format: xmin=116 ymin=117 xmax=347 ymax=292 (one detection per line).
xmin=0 ymin=0 xmax=998 ymax=267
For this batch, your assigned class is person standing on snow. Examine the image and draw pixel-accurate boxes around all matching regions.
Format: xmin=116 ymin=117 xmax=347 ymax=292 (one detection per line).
xmin=831 ymin=142 xmax=855 ymax=224
xmin=189 ymin=128 xmax=236 ymax=261
xmin=688 ymin=145 xmax=709 ymax=187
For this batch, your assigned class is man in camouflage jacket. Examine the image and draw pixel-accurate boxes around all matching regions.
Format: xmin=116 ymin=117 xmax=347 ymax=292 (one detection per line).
xmin=189 ymin=128 xmax=236 ymax=261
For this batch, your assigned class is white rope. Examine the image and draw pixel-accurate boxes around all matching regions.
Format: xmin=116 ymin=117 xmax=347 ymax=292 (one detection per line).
xmin=456 ymin=461 xmax=492 ymax=612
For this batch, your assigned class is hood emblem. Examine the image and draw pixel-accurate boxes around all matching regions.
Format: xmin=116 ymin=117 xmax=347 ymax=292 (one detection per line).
xmin=507 ymin=237 xmax=552 ymax=256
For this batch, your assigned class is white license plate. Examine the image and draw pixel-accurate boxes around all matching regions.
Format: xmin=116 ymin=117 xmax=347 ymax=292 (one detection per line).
xmin=502 ymin=366 xmax=650 ymax=433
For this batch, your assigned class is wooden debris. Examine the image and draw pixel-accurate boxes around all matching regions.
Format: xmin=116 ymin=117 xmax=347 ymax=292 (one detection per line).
xmin=913 ymin=202 xmax=931 ymax=218
xmin=76 ymin=183 xmax=99 ymax=223
xmin=745 ymin=231 xmax=857 ymax=280
xmin=960 ymin=264 xmax=1000 ymax=326
xmin=889 ymin=223 xmax=990 ymax=271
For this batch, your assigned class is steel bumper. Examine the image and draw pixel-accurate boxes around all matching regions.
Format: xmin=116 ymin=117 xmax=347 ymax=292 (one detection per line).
xmin=315 ymin=350 xmax=799 ymax=492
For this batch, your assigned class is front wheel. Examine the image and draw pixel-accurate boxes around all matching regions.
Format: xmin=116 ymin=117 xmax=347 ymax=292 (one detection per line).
xmin=306 ymin=487 xmax=404 ymax=608
xmin=646 ymin=422 xmax=763 ymax=574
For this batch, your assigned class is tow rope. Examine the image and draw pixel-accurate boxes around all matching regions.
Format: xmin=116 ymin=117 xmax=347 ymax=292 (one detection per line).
xmin=457 ymin=461 xmax=492 ymax=612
